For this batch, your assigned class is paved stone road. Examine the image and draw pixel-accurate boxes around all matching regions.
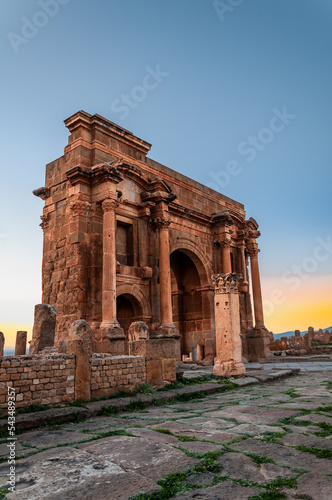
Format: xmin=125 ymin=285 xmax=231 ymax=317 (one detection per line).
xmin=248 ymin=361 xmax=332 ymax=372
xmin=1 ymin=369 xmax=331 ymax=499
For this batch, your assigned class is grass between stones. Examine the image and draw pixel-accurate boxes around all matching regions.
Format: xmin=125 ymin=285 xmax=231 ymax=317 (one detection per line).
xmin=3 ymin=376 xmax=237 ymax=419
xmin=0 ymin=487 xmax=9 ymax=500
xmin=247 ymin=476 xmax=298 ymax=500
xmin=283 ymin=389 xmax=301 ymax=399
xmin=152 ymin=427 xmax=248 ymax=446
xmin=314 ymin=422 xmax=332 ymax=437
xmin=293 ymin=445 xmax=332 ymax=459
xmin=96 ymin=379 xmax=238 ymax=417
xmin=127 ymin=447 xmax=301 ymax=500
xmin=0 ymin=428 xmax=136 ymax=465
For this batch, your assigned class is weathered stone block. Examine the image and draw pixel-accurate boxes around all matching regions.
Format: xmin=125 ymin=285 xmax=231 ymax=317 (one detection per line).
xmin=30 ymin=304 xmax=57 ymax=354
xmin=15 ymin=331 xmax=27 ymax=356
xmin=128 ymin=321 xmax=149 ymax=341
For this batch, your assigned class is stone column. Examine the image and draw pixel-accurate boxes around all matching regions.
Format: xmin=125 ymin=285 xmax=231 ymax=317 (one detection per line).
xmin=212 ymin=273 xmax=245 ymax=377
xmin=15 ymin=331 xmax=27 ymax=356
xmin=248 ymin=244 xmax=265 ymax=328
xmin=154 ymin=216 xmax=179 ymax=338
xmin=245 ymin=240 xmax=273 ymax=361
xmin=239 ymin=241 xmax=248 ymax=283
xmin=221 ymin=240 xmax=232 ymax=274
xmin=99 ymin=198 xmax=124 ymax=352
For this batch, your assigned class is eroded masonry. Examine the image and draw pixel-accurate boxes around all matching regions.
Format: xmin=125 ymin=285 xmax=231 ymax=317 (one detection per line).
xmin=33 ymin=111 xmax=272 ymax=367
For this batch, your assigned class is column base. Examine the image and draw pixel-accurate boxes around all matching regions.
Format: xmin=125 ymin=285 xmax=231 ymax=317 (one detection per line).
xmin=213 ymin=360 xmax=246 ymax=377
xmin=152 ymin=322 xmax=180 ymax=339
xmin=100 ymin=320 xmax=125 ymax=340
xmin=246 ymin=327 xmax=274 ymax=362
xmin=92 ymin=321 xmax=126 ymax=355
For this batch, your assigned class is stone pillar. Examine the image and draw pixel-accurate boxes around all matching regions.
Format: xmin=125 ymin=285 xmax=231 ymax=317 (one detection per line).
xmin=98 ymin=198 xmax=125 ymax=353
xmin=303 ymin=332 xmax=311 ymax=353
xmin=221 ymin=241 xmax=232 ymax=274
xmin=59 ymin=320 xmax=92 ymax=401
xmin=212 ymin=273 xmax=246 ymax=377
xmin=248 ymin=245 xmax=264 ymax=329
xmin=0 ymin=332 xmax=4 ymax=357
xmin=239 ymin=241 xmax=248 ymax=284
xmin=30 ymin=304 xmax=57 ymax=354
xmin=15 ymin=331 xmax=27 ymax=356
xmin=244 ymin=240 xmax=272 ymax=362
xmin=245 ymin=254 xmax=254 ymax=328
xmin=154 ymin=215 xmax=178 ymax=338
xmin=324 ymin=330 xmax=330 ymax=344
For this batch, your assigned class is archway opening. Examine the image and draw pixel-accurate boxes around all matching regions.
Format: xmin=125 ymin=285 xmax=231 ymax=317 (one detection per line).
xmin=116 ymin=294 xmax=143 ymax=338
xmin=170 ymin=250 xmax=209 ymax=359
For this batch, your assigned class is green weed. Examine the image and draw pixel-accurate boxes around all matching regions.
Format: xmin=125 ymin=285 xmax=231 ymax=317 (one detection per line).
xmin=294 ymin=445 xmax=332 ymax=459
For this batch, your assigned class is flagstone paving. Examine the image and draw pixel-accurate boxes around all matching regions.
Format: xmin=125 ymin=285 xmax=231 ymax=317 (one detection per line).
xmin=0 ymin=369 xmax=331 ymax=499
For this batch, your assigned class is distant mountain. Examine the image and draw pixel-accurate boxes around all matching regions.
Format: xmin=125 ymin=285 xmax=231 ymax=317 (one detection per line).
xmin=3 ymin=348 xmax=28 ymax=356
xmin=273 ymin=326 xmax=332 ymax=339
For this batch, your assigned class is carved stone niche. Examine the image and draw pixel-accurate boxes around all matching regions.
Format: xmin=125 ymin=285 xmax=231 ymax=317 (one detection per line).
xmin=139 ymin=266 xmax=153 ymax=279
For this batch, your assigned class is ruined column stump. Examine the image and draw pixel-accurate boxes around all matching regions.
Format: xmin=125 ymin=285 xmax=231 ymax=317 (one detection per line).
xmin=15 ymin=331 xmax=27 ymax=356
xmin=92 ymin=326 xmax=126 ymax=356
xmin=59 ymin=320 xmax=92 ymax=401
xmin=303 ymin=333 xmax=311 ymax=353
xmin=212 ymin=274 xmax=246 ymax=378
xmin=30 ymin=304 xmax=57 ymax=354
xmin=0 ymin=332 xmax=4 ymax=357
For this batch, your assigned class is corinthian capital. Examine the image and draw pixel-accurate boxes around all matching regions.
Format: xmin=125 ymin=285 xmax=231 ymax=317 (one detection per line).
xmin=220 ymin=239 xmax=232 ymax=249
xmin=247 ymin=246 xmax=260 ymax=258
xmin=154 ymin=216 xmax=171 ymax=230
xmin=212 ymin=273 xmax=242 ymax=294
xmin=101 ymin=198 xmax=117 ymax=213
xmin=70 ymin=200 xmax=90 ymax=217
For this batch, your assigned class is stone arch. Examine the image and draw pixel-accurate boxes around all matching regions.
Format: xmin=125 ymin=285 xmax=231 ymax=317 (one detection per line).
xmin=169 ymin=237 xmax=212 ymax=286
xmin=116 ymin=284 xmax=151 ymax=321
xmin=169 ymin=244 xmax=214 ymax=360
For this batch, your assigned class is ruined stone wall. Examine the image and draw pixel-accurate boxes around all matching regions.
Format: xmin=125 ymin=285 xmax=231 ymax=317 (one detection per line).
xmin=0 ymin=354 xmax=75 ymax=409
xmin=0 ymin=353 xmax=147 ymax=410
xmin=91 ymin=355 xmax=146 ymax=398
xmin=270 ymin=329 xmax=332 ymax=355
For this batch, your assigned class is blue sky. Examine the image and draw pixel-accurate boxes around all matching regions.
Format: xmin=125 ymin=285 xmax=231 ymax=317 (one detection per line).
xmin=0 ymin=0 xmax=331 ymax=341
